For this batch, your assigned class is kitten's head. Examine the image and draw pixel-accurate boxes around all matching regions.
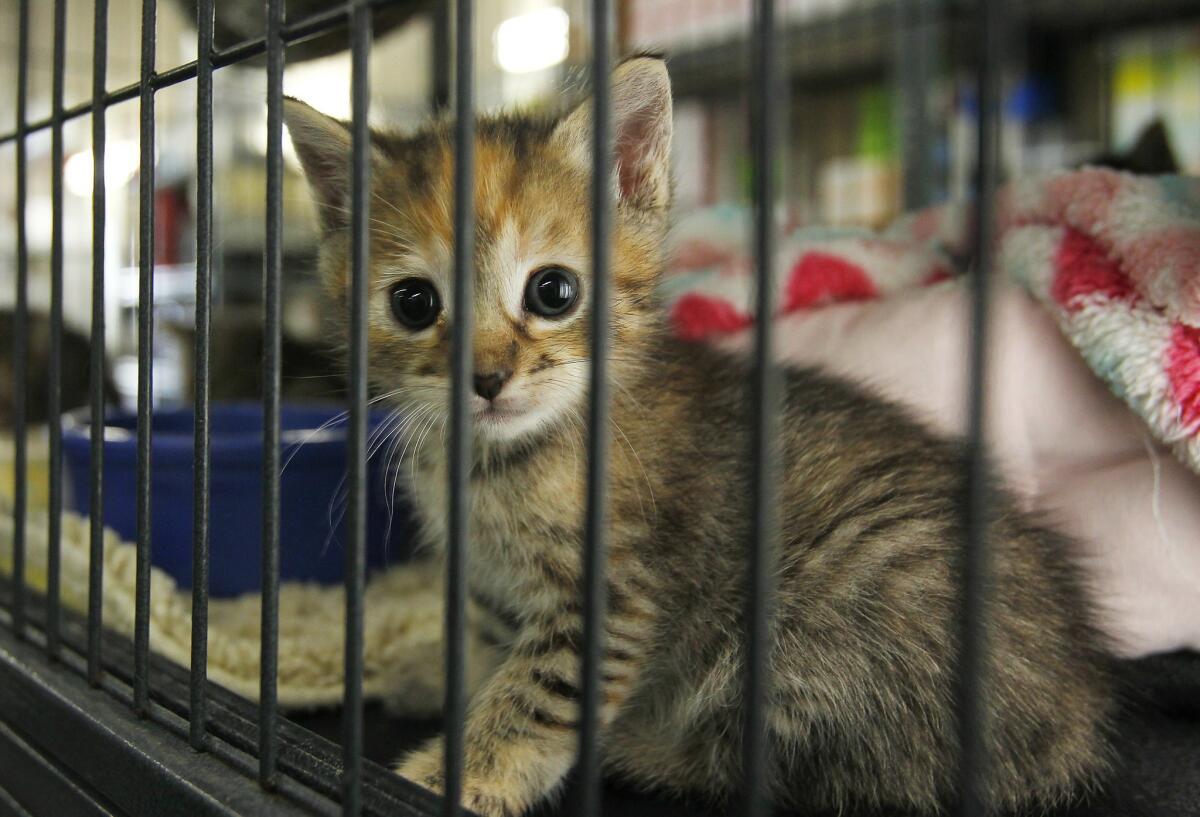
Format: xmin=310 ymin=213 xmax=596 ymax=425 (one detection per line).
xmin=284 ymin=56 xmax=672 ymax=444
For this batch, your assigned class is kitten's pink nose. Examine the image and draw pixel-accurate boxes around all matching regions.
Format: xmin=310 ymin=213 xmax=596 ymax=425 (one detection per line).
xmin=473 ymin=370 xmax=512 ymax=402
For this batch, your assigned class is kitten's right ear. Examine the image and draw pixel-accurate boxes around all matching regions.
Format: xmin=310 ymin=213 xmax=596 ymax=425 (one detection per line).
xmin=284 ymin=97 xmax=376 ymax=232
xmin=552 ymin=56 xmax=673 ymax=212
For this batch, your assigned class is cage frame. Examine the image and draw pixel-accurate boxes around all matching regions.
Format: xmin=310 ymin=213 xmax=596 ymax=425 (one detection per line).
xmin=0 ymin=0 xmax=1019 ymax=815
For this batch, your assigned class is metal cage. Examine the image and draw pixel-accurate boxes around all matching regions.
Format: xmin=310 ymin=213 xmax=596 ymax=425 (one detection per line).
xmin=0 ymin=0 xmax=1194 ymax=815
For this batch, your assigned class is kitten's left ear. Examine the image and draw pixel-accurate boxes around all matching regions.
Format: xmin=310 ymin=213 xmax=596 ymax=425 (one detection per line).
xmin=553 ymin=55 xmax=673 ymax=211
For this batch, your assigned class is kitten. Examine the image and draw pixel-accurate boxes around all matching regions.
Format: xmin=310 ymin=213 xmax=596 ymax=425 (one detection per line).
xmin=1088 ymin=118 xmax=1180 ymax=176
xmin=166 ymin=309 xmax=346 ymax=403
xmin=0 ymin=310 xmax=116 ymax=429
xmin=284 ymin=57 xmax=1116 ymax=817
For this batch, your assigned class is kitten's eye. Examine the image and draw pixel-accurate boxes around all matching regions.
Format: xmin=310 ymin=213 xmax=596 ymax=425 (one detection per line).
xmin=389 ymin=278 xmax=441 ymax=330
xmin=524 ymin=267 xmax=579 ymax=318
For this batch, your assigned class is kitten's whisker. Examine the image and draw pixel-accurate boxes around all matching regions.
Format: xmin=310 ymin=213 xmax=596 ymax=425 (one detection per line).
xmin=378 ymin=413 xmax=410 ymax=548
xmin=405 ymin=411 xmax=441 ymax=501
xmin=318 ymin=199 xmax=408 ymax=231
xmin=610 ymin=416 xmax=657 ymax=523
xmin=439 ymin=412 xmax=449 ymax=448
xmin=281 ymin=410 xmax=349 ymax=476
xmin=611 ymin=378 xmax=652 ymax=416
xmin=371 ymin=416 xmax=403 ymax=547
xmin=322 ymin=487 xmax=351 ymax=557
xmin=389 ymin=405 xmax=437 ymax=512
xmin=382 ymin=405 xmax=432 ymax=532
xmin=323 ymin=472 xmax=350 ymax=554
xmin=561 ymin=406 xmax=585 ymax=478
xmin=366 ymin=410 xmax=394 ymax=449
xmin=316 ymin=200 xmax=416 ymax=249
xmin=530 ymin=382 xmax=652 ymax=520
xmin=280 ymin=387 xmax=410 ymax=477
xmin=323 ymin=398 xmax=413 ymax=551
xmin=384 ymin=407 xmax=437 ymax=529
xmin=393 ymin=405 xmax=435 ymax=469
xmin=367 ymin=409 xmax=409 ymax=476
xmin=370 ymin=189 xmax=413 ymax=222
xmin=369 ymin=388 xmax=410 ymax=406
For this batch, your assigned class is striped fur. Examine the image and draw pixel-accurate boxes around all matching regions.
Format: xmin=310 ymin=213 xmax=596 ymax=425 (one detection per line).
xmin=285 ymin=57 xmax=1116 ymax=817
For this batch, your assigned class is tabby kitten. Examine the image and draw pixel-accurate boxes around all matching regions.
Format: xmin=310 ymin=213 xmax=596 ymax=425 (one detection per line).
xmin=0 ymin=310 xmax=116 ymax=429
xmin=284 ymin=57 xmax=1115 ymax=817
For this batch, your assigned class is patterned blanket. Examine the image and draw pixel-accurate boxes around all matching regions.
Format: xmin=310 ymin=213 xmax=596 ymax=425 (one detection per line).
xmin=661 ymin=169 xmax=1200 ymax=476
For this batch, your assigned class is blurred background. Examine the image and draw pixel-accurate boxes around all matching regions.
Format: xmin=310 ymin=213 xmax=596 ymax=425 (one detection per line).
xmin=0 ymin=0 xmax=1196 ymax=410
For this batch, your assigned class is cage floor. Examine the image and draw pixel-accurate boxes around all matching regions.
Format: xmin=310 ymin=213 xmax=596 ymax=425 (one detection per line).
xmin=291 ymin=651 xmax=1200 ymax=817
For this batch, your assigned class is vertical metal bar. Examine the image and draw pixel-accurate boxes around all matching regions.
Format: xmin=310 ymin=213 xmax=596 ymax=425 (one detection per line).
xmin=342 ymin=3 xmax=371 ymax=814
xmin=87 ymin=0 xmax=110 ymax=686
xmin=11 ymin=0 xmax=30 ymax=638
xmin=46 ymin=0 xmax=67 ymax=660
xmin=895 ymin=0 xmax=936 ymax=210
xmin=430 ymin=1 xmax=451 ymax=112
xmin=259 ymin=0 xmax=285 ymax=788
xmin=443 ymin=0 xmax=473 ymax=813
xmin=576 ymin=1 xmax=611 ymax=815
xmin=133 ymin=0 xmax=158 ymax=717
xmin=1097 ymin=6 xmax=1113 ymax=155
xmin=955 ymin=0 xmax=1001 ymax=812
xmin=744 ymin=0 xmax=780 ymax=815
xmin=190 ymin=0 xmax=215 ymax=751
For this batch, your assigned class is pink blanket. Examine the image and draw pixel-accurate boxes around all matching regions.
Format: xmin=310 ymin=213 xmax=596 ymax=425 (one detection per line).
xmin=663 ymin=169 xmax=1200 ymax=659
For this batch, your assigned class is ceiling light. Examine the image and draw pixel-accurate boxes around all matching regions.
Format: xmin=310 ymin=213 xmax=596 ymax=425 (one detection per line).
xmin=494 ymin=7 xmax=570 ymax=75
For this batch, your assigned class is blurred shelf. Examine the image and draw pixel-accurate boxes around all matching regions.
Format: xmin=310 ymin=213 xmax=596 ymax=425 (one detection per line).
xmin=664 ymin=1 xmax=895 ymax=98
xmin=1022 ymin=0 xmax=1200 ymax=31
xmin=659 ymin=0 xmax=1200 ymax=99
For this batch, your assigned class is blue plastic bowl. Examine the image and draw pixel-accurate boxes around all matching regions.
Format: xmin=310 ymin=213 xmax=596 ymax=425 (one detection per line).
xmin=62 ymin=403 xmax=421 ymax=597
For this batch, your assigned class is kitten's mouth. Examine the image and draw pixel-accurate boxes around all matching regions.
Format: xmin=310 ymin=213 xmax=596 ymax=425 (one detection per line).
xmin=473 ymin=402 xmax=526 ymax=424
xmin=470 ymin=396 xmax=550 ymax=439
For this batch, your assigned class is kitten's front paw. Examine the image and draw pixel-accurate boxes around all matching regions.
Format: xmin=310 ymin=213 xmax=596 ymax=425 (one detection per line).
xmin=459 ymin=788 xmax=524 ymax=817
xmin=396 ymin=746 xmax=445 ymax=796
xmin=396 ymin=746 xmax=527 ymax=817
